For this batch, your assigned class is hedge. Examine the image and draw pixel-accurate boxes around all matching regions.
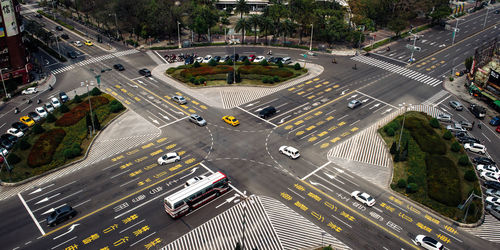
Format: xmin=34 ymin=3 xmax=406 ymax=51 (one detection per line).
xmin=238 ymin=65 xmax=293 ymax=78
xmin=426 ymin=155 xmax=461 ymax=206
xmin=404 ymin=116 xmax=446 ymax=155
xmin=180 ymin=65 xmax=233 ymax=78
xmin=27 ymin=128 xmax=66 ymax=167
xmin=55 ymin=96 xmax=109 ymax=126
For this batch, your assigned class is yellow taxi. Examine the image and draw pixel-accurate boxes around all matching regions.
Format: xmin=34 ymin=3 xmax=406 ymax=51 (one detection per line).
xmin=222 ymin=116 xmax=239 ymax=126
xmin=84 ymin=40 xmax=93 ymax=46
xmin=20 ymin=116 xmax=35 ymax=127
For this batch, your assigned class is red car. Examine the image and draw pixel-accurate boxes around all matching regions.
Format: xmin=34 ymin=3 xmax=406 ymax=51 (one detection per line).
xmin=248 ymin=54 xmax=256 ymax=62
xmin=0 ymin=155 xmax=4 ymax=164
xmin=496 ymin=125 xmax=500 ymax=133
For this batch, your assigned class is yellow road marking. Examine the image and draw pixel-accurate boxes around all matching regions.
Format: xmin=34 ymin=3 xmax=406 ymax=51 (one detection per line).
xmin=318 ymin=131 xmax=328 ymax=137
xmin=308 ymin=137 xmax=317 ymax=142
xmin=313 ymin=78 xmax=320 ymax=81
xmin=307 ymin=95 xmax=315 ymax=99
xmin=330 ymin=137 xmax=340 ymax=143
xmin=296 ymin=131 xmax=304 ymax=136
xmin=294 ymin=120 xmax=304 ymax=125
xmin=157 ymin=137 xmax=167 ymax=143
xmin=134 ymin=97 xmax=141 ymax=102
xmin=284 ymin=125 xmax=294 ymax=130
xmin=129 ymin=81 xmax=189 ymax=115
xmin=320 ymin=143 xmax=329 ymax=148
xmin=324 ymin=88 xmax=332 ymax=92
xmin=350 ymin=127 xmax=359 ymax=132
xmin=297 ymin=91 xmax=305 ymax=95
xmin=121 ymin=88 xmax=127 ymax=93
xmin=288 ymin=87 xmax=296 ymax=91
xmin=200 ymin=105 xmax=207 ymax=110
xmin=306 ymin=125 xmax=315 ymax=131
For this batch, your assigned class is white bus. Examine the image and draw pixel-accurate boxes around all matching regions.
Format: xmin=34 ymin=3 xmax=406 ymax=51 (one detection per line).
xmin=164 ymin=171 xmax=230 ymax=218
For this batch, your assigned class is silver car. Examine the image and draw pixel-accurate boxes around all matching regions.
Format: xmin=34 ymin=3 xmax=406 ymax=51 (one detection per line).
xmin=348 ymin=100 xmax=362 ymax=109
xmin=449 ymin=100 xmax=463 ymax=111
xmin=189 ymin=114 xmax=207 ymax=126
xmin=172 ymin=95 xmax=187 ymax=105
xmin=437 ymin=113 xmax=451 ymax=122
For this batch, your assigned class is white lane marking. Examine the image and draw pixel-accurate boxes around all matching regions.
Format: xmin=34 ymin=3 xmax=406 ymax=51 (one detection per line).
xmin=482 ymin=133 xmax=491 ymax=142
xmin=110 ymin=169 xmax=131 ymax=179
xmin=119 ymin=219 xmax=146 ymax=234
xmin=287 ymin=188 xmax=306 ymax=199
xmin=129 ymin=232 xmax=156 ymax=247
xmin=73 ymin=199 xmax=91 ymax=208
xmin=157 ymin=116 xmax=188 ymax=129
xmin=301 ymin=161 xmax=331 ymax=180
xmin=50 ymin=236 xmax=76 ymax=249
xmin=356 ymin=90 xmax=398 ymax=108
xmin=433 ymin=94 xmax=452 ymax=107
xmin=18 ymin=193 xmax=45 ymax=236
xmin=119 ymin=177 xmax=140 ymax=187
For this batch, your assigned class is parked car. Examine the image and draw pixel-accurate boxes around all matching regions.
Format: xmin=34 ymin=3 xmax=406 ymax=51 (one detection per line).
xmin=348 ymin=100 xmax=362 ymax=109
xmin=446 ymin=123 xmax=466 ymax=133
xmin=486 ymin=196 xmax=500 ymax=206
xmin=497 ymin=126 xmax=500 ymax=133
xmin=11 ymin=122 xmax=28 ymax=132
xmin=195 ymin=57 xmax=203 ymax=63
xmin=213 ymin=56 xmax=221 ymax=62
xmin=457 ymin=136 xmax=479 ymax=144
xmin=74 ymin=41 xmax=83 ymax=47
xmin=138 ymin=68 xmax=151 ymax=77
xmin=454 ymin=131 xmax=468 ymax=138
xmin=469 ymin=104 xmax=486 ymax=119
xmin=51 ymin=97 xmax=61 ymax=108
xmin=35 ymin=107 xmax=48 ymax=118
xmin=464 ymin=143 xmax=486 ymax=154
xmin=1 ymin=134 xmax=18 ymax=144
xmin=22 ymin=87 xmax=38 ymax=95
xmin=485 ymin=181 xmax=500 ymax=191
xmin=437 ymin=113 xmax=452 ymax=122
xmin=351 ymin=191 xmax=376 ymax=207
xmin=157 ymin=152 xmax=180 ymax=165
xmin=171 ymin=95 xmax=187 ymax=105
xmin=254 ymin=56 xmax=266 ymax=63
xmin=282 ymin=57 xmax=292 ymax=64
xmin=219 ymin=55 xmax=230 ymax=63
xmin=0 ymin=146 xmax=8 ymax=156
xmin=44 ymin=103 xmax=55 ymax=113
xmin=0 ymin=138 xmax=13 ymax=150
xmin=113 ymin=64 xmax=125 ymax=71
xmin=267 ymin=57 xmax=277 ymax=63
xmin=188 ymin=114 xmax=207 ymax=126
xmin=279 ymin=146 xmax=300 ymax=159
xmin=459 ymin=121 xmax=473 ymax=130
xmin=414 ymin=235 xmax=443 ymax=250
xmin=27 ymin=112 xmax=40 ymax=123
xmin=202 ymin=55 xmax=213 ymax=63
xmin=480 ymin=171 xmax=500 ymax=182
xmin=47 ymin=205 xmax=77 ymax=227
xmin=222 ymin=115 xmax=239 ymax=126
xmin=490 ymin=116 xmax=500 ymax=126
xmin=230 ymin=54 xmax=239 ymax=62
xmin=20 ymin=116 xmax=35 ymax=126
xmin=6 ymin=128 xmax=24 ymax=138
xmin=239 ymin=55 xmax=248 ymax=62
xmin=259 ymin=106 xmax=276 ymax=118
xmin=476 ymin=164 xmax=499 ymax=174
xmin=473 ymin=157 xmax=495 ymax=165
xmin=274 ymin=57 xmax=283 ymax=64
xmin=486 ymin=189 xmax=500 ymax=198
xmin=449 ymin=100 xmax=463 ymax=110
xmin=67 ymin=50 xmax=78 ymax=59
xmin=248 ymin=55 xmax=256 ymax=62
xmin=55 ymin=26 xmax=63 ymax=31
xmin=184 ymin=56 xmax=194 ymax=65
xmin=185 ymin=175 xmax=206 ymax=187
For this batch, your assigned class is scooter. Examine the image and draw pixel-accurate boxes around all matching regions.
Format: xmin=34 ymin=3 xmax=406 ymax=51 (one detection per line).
xmin=14 ymin=107 xmax=19 ymax=114
xmin=267 ymin=50 xmax=272 ymax=55
xmin=386 ymin=47 xmax=390 ymax=51
xmin=37 ymin=99 xmax=42 ymax=104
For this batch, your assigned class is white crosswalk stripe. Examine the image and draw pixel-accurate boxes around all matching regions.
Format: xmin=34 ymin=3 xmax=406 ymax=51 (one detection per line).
xmin=161 ymin=196 xmax=350 ymax=250
xmin=327 ymin=104 xmax=442 ymax=168
xmin=50 ymin=49 xmax=138 ymax=75
xmin=462 ymin=215 xmax=500 ymax=243
xmin=422 ymin=89 xmax=450 ymax=106
xmin=351 ymin=55 xmax=442 ymax=87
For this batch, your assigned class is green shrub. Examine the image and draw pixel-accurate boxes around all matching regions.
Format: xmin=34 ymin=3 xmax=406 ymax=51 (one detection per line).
xmin=443 ymin=130 xmax=452 ymax=140
xmin=262 ymin=77 xmax=269 ymax=83
xmin=397 ymin=179 xmax=407 ymax=188
xmin=33 ymin=124 xmax=45 ymax=134
xmin=74 ymin=94 xmax=82 ymax=103
xmin=56 ymin=96 xmax=109 ymax=126
xmin=7 ymin=153 xmax=21 ymax=164
xmin=451 ymin=142 xmax=461 ymax=152
xmin=273 ymin=76 xmax=280 ymax=82
xmin=19 ymin=138 xmax=31 ymax=150
xmin=226 ymin=59 xmax=233 ymax=65
xmin=399 ymin=149 xmax=408 ymax=161
xmin=429 ymin=118 xmax=440 ymax=128
xmin=208 ymin=59 xmax=217 ymax=66
xmin=227 ymin=72 xmax=234 ymax=84
xmin=464 ymin=170 xmax=477 ymax=182
xmin=199 ymin=77 xmax=206 ymax=84
xmin=404 ymin=116 xmax=446 ymax=155
xmin=110 ymin=101 xmax=125 ymax=113
xmin=426 ymin=155 xmax=461 ymax=206
xmin=243 ymin=58 xmax=251 ymax=65
xmin=27 ymin=128 xmax=66 ymax=167
xmin=90 ymin=87 xmax=102 ymax=96
xmin=64 ymin=143 xmax=82 ymax=159
xmin=277 ymin=60 xmax=283 ymax=68
xmin=406 ymin=183 xmax=419 ymax=193
xmin=236 ymin=71 xmax=241 ymax=83
xmin=294 ymin=63 xmax=301 ymax=70
xmin=260 ymin=60 xmax=269 ymax=66
xmin=449 ymin=77 xmax=454 ymax=81
xmin=390 ymin=142 xmax=397 ymax=154
xmin=393 ymin=151 xmax=400 ymax=162
xmin=193 ymin=61 xmax=201 ymax=68
xmin=190 ymin=77 xmax=195 ymax=83
xmin=458 ymin=155 xmax=470 ymax=166
xmin=180 ymin=65 xmax=233 ymax=78
xmin=238 ymin=65 xmax=293 ymax=78
xmin=60 ymin=104 xmax=69 ymax=113
xmin=46 ymin=113 xmax=56 ymax=123
xmin=386 ymin=127 xmax=395 ymax=136
xmin=407 ymin=175 xmax=416 ymax=184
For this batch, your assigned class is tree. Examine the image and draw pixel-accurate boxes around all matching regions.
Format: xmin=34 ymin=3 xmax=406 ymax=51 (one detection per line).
xmin=429 ymin=4 xmax=452 ymax=24
xmin=46 ymin=113 xmax=56 ymax=123
xmin=235 ymin=18 xmax=251 ymax=44
xmin=289 ymin=0 xmax=314 ymax=44
xmin=248 ymin=14 xmax=260 ymax=44
xmin=279 ymin=19 xmax=296 ymax=44
xmin=443 ymin=130 xmax=452 ymax=140
xmin=465 ymin=56 xmax=473 ymax=72
xmin=74 ymin=94 xmax=82 ymax=103
xmin=60 ymin=103 xmax=70 ymax=113
xmin=260 ymin=16 xmax=273 ymax=45
xmin=86 ymin=113 xmax=92 ymax=133
xmin=390 ymin=142 xmax=397 ymax=154
xmin=93 ymin=113 xmax=101 ymax=130
xmin=234 ymin=0 xmax=250 ymax=19
xmin=387 ymin=18 xmax=408 ymax=37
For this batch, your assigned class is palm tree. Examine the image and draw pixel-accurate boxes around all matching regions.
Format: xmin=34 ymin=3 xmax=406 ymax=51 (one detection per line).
xmin=234 ymin=0 xmax=250 ymax=19
xmin=248 ymin=14 xmax=260 ymax=44
xmin=235 ymin=18 xmax=251 ymax=44
xmin=280 ymin=19 xmax=296 ymax=44
xmin=260 ymin=16 xmax=273 ymax=45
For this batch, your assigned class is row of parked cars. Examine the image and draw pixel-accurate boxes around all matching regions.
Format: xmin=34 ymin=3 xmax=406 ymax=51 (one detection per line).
xmin=1 ymin=92 xmax=69 ymax=158
xmin=184 ymin=54 xmax=293 ymax=65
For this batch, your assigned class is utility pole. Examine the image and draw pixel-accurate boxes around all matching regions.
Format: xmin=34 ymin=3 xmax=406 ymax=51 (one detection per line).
xmin=177 ymin=21 xmax=181 ymax=49
xmin=483 ymin=7 xmax=492 ymax=29
xmin=110 ymin=13 xmax=119 ymax=40
xmin=233 ymin=46 xmax=236 ymax=83
xmin=53 ymin=31 xmax=61 ymax=57
xmin=84 ymin=81 xmax=95 ymax=136
xmin=409 ymin=34 xmax=418 ymax=63
xmin=309 ymin=23 xmax=313 ymax=51
xmin=452 ymin=19 xmax=462 ymax=45
xmin=1 ymin=68 xmax=8 ymax=99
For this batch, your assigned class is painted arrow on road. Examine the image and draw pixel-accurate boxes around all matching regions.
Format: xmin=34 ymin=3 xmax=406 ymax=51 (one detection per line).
xmin=381 ymin=108 xmax=393 ymax=114
xmin=137 ymin=80 xmax=146 ymax=85
xmin=29 ymin=184 xmax=55 ymax=195
xmin=245 ymin=101 xmax=260 ymax=107
xmin=309 ymin=181 xmax=333 ymax=192
xmin=53 ymin=224 xmax=80 ymax=240
xmin=180 ymin=167 xmax=198 ymax=180
xmin=148 ymin=116 xmax=160 ymax=125
xmin=369 ymin=103 xmax=381 ymax=110
xmin=278 ymin=115 xmax=291 ymax=124
xmin=347 ymin=94 xmax=358 ymax=99
xmin=361 ymin=99 xmax=369 ymax=103
xmin=159 ymin=113 xmax=170 ymax=121
xmin=169 ymin=108 xmax=185 ymax=115
xmin=35 ymin=193 xmax=61 ymax=204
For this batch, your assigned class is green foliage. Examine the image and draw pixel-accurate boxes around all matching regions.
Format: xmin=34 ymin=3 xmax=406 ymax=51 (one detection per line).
xmin=199 ymin=77 xmax=206 ymax=84
xmin=235 ymin=71 xmax=242 ymax=83
xmin=465 ymin=56 xmax=473 ymax=72
xmin=110 ymin=101 xmax=125 ymax=113
xmin=227 ymin=71 xmax=234 ymax=84
xmin=386 ymin=127 xmax=395 ymax=136
xmin=429 ymin=118 xmax=440 ymax=128
xmin=399 ymin=149 xmax=408 ymax=161
xmin=208 ymin=59 xmax=217 ymax=66
xmin=262 ymin=77 xmax=269 ymax=83
xmin=407 ymin=175 xmax=416 ymax=184
xmin=393 ymin=151 xmax=400 ymax=162
xmin=458 ymin=155 xmax=470 ymax=166
xmin=449 ymin=77 xmax=454 ymax=81
xmin=294 ymin=63 xmax=301 ymax=70
xmin=7 ymin=153 xmax=21 ymax=165
xmin=273 ymin=76 xmax=280 ymax=82
xmin=260 ymin=60 xmax=269 ymax=66
xmin=226 ymin=59 xmax=233 ymax=65
xmin=243 ymin=58 xmax=251 ymax=65
xmin=384 ymin=120 xmax=400 ymax=134
xmin=404 ymin=116 xmax=446 ymax=155
xmin=387 ymin=18 xmax=408 ymax=37
xmin=74 ymin=94 xmax=82 ymax=103
xmin=90 ymin=87 xmax=102 ymax=96
xmin=193 ymin=61 xmax=201 ymax=68
xmin=60 ymin=104 xmax=69 ymax=113
xmin=464 ymin=170 xmax=477 ymax=182
xmin=63 ymin=143 xmax=82 ymax=159
xmin=190 ymin=77 xmax=195 ymax=83
xmin=406 ymin=183 xmax=418 ymax=193
xmin=397 ymin=179 xmax=407 ymax=188
xmin=277 ymin=60 xmax=283 ymax=68
xmin=28 ymin=129 xmax=66 ymax=167
xmin=451 ymin=142 xmax=461 ymax=152
xmin=426 ymin=155 xmax=461 ymax=206
xmin=19 ymin=138 xmax=31 ymax=150
xmin=443 ymin=130 xmax=452 ymax=140
xmin=33 ymin=124 xmax=45 ymax=134
xmin=93 ymin=114 xmax=101 ymax=130
xmin=390 ymin=142 xmax=397 ymax=154
xmin=46 ymin=113 xmax=56 ymax=123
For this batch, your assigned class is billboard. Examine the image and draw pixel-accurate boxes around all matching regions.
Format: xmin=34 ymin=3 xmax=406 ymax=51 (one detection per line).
xmin=0 ymin=0 xmax=19 ymax=37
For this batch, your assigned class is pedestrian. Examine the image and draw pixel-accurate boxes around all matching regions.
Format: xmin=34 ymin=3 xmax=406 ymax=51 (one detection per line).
xmin=472 ymin=121 xmax=475 ymax=127
xmin=478 ymin=123 xmax=481 ymax=129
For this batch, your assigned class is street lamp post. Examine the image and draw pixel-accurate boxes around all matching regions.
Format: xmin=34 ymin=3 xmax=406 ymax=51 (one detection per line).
xmin=53 ymin=31 xmax=61 ymax=57
xmin=84 ymin=81 xmax=95 ymax=136
xmin=0 ymin=151 xmax=13 ymax=182
xmin=452 ymin=19 xmax=462 ymax=45
xmin=357 ymin=25 xmax=365 ymax=55
xmin=233 ymin=46 xmax=236 ymax=83
xmin=51 ymin=0 xmax=56 ymax=20
xmin=1 ymin=68 xmax=9 ymax=99
xmin=233 ymin=193 xmax=255 ymax=250
xmin=397 ymin=103 xmax=410 ymax=151
xmin=309 ymin=23 xmax=313 ymax=51
xmin=483 ymin=7 xmax=492 ymax=29
xmin=409 ymin=33 xmax=419 ymax=64
xmin=177 ymin=21 xmax=181 ymax=49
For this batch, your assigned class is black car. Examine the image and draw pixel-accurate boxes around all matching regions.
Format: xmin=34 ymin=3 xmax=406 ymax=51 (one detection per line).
xmin=454 ymin=131 xmax=468 ymax=138
xmin=139 ymin=68 xmax=151 ymax=77
xmin=47 ymin=205 xmax=77 ymax=226
xmin=458 ymin=136 xmax=480 ymax=144
xmin=230 ymin=53 xmax=239 ymax=61
xmin=0 ymin=138 xmax=13 ymax=150
xmin=485 ymin=181 xmax=500 ymax=191
xmin=59 ymin=91 xmax=69 ymax=103
xmin=473 ymin=157 xmax=496 ymax=165
xmin=55 ymin=26 xmax=63 ymax=31
xmin=184 ymin=56 xmax=194 ymax=65
xmin=67 ymin=50 xmax=78 ymax=59
xmin=1 ymin=134 xmax=18 ymax=144
xmin=60 ymin=33 xmax=69 ymax=40
xmin=35 ymin=13 xmax=43 ymax=18
xmin=213 ymin=56 xmax=221 ymax=62
xmin=11 ymin=122 xmax=29 ymax=133
xmin=259 ymin=106 xmax=277 ymax=118
xmin=239 ymin=56 xmax=248 ymax=62
xmin=113 ymin=64 xmax=125 ymax=71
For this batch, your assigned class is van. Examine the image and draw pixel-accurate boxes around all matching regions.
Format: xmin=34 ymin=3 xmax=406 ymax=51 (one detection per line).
xmin=469 ymin=104 xmax=486 ymax=119
xmin=259 ymin=106 xmax=276 ymax=118
xmin=282 ymin=57 xmax=292 ymax=64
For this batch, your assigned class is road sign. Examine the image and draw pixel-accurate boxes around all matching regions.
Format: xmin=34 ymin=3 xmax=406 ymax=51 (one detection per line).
xmin=405 ymin=44 xmax=421 ymax=52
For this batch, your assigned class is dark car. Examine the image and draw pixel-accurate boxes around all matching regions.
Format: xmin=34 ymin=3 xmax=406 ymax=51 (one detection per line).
xmin=274 ymin=57 xmax=283 ymax=64
xmin=60 ymin=33 xmax=69 ymax=40
xmin=239 ymin=56 xmax=248 ymax=62
xmin=59 ymin=91 xmax=69 ymax=103
xmin=495 ymin=10 xmax=500 ymax=14
xmin=454 ymin=131 xmax=468 ymax=138
xmin=267 ymin=57 xmax=277 ymax=63
xmin=47 ymin=205 xmax=77 ymax=226
xmin=11 ymin=122 xmax=28 ymax=133
xmin=457 ymin=136 xmax=480 ymax=144
xmin=1 ymin=134 xmax=18 ymax=144
xmin=35 ymin=13 xmax=43 ymax=18
xmin=213 ymin=56 xmax=221 ymax=62
xmin=0 ymin=138 xmax=13 ymax=150
xmin=184 ymin=56 xmax=194 ymax=65
xmin=113 ymin=64 xmax=125 ymax=71
xmin=67 ymin=50 xmax=77 ymax=59
xmin=55 ymin=26 xmax=63 ymax=31
xmin=230 ymin=53 xmax=239 ymax=62
xmin=139 ymin=68 xmax=151 ymax=77
xmin=485 ymin=181 xmax=500 ymax=191
xmin=259 ymin=106 xmax=277 ymax=119
xmin=28 ymin=111 xmax=41 ymax=122
xmin=474 ymin=157 xmax=496 ymax=165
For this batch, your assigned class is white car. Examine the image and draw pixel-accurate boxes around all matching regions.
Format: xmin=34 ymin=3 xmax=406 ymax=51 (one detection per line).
xmin=0 ymin=147 xmax=8 ymax=156
xmin=279 ymin=146 xmax=300 ymax=159
xmin=254 ymin=56 xmax=266 ymax=63
xmin=281 ymin=57 xmax=292 ymax=64
xmin=35 ymin=107 xmax=48 ymax=118
xmin=202 ymin=55 xmax=212 ymax=63
xmin=157 ymin=152 xmax=180 ymax=165
xmin=351 ymin=191 xmax=376 ymax=207
xmin=185 ymin=175 xmax=206 ymax=187
xmin=348 ymin=100 xmax=362 ymax=109
xmin=74 ymin=40 xmax=83 ymax=47
xmin=6 ymin=128 xmax=24 ymax=138
xmin=436 ymin=113 xmax=451 ymax=122
xmin=486 ymin=189 xmax=500 ymax=198
xmin=464 ymin=143 xmax=486 ymax=154
xmin=22 ymin=87 xmax=38 ymax=95
xmin=219 ymin=55 xmax=230 ymax=63
xmin=44 ymin=103 xmax=55 ymax=113
xmin=51 ymin=97 xmax=61 ymax=108
xmin=414 ymin=235 xmax=443 ymax=250
xmin=476 ymin=165 xmax=499 ymax=174
xmin=480 ymin=171 xmax=500 ymax=182
xmin=195 ymin=57 xmax=203 ymax=63
xmin=486 ymin=196 xmax=500 ymax=206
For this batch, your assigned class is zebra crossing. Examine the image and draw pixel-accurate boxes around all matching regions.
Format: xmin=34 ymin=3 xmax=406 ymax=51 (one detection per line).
xmin=161 ymin=195 xmax=350 ymax=250
xmin=351 ymin=55 xmax=442 ymax=87
xmin=327 ymin=104 xmax=442 ymax=168
xmin=220 ymin=65 xmax=324 ymax=109
xmin=421 ymin=89 xmax=451 ymax=106
xmin=461 ymin=215 xmax=500 ymax=243
xmin=50 ymin=49 xmax=139 ymax=75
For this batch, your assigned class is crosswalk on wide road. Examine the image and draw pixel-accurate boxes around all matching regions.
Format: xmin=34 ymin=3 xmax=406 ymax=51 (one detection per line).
xmin=351 ymin=55 xmax=442 ymax=87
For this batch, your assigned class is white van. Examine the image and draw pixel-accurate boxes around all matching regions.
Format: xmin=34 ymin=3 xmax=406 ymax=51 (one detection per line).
xmin=282 ymin=57 xmax=292 ymax=64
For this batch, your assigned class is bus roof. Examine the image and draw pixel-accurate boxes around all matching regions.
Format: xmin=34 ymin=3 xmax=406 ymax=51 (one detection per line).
xmin=164 ymin=171 xmax=227 ymax=204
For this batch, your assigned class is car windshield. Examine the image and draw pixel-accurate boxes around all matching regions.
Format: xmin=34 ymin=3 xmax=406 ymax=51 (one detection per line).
xmin=196 ymin=117 xmax=203 ymax=121
xmin=423 ymin=236 xmax=438 ymax=244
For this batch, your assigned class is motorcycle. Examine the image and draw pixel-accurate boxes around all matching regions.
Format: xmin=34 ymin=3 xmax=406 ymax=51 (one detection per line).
xmin=267 ymin=50 xmax=272 ymax=55
xmin=37 ymin=99 xmax=42 ymax=104
xmin=14 ymin=107 xmax=19 ymax=114
xmin=386 ymin=47 xmax=390 ymax=51
xmin=48 ymin=84 xmax=53 ymax=91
